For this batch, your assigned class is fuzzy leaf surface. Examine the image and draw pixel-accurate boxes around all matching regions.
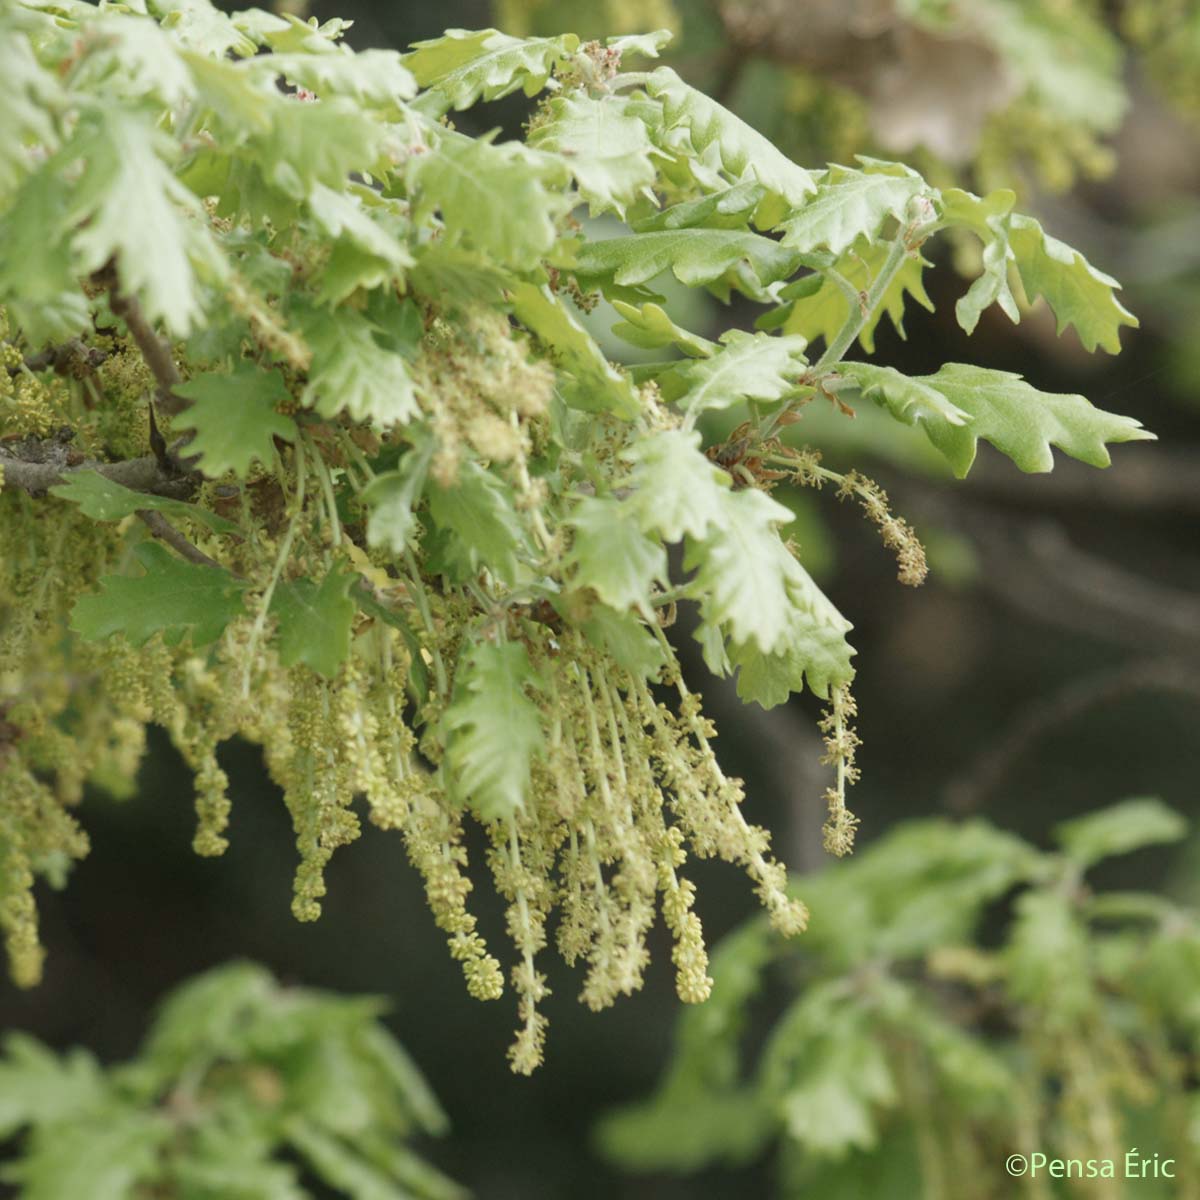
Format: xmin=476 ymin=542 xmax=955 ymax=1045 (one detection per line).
xmin=443 ymin=640 xmax=544 ymax=823
xmin=778 ymin=166 xmax=924 ymax=257
xmin=574 ymin=228 xmax=798 ymax=292
xmin=623 ymin=429 xmax=731 ymax=543
xmin=404 ymin=29 xmax=579 ymax=115
xmin=71 ymin=542 xmax=247 ymax=647
xmin=528 ymin=94 xmax=658 ymax=219
xmin=675 ymin=330 xmax=808 ymax=417
xmin=907 ymin=363 xmax=1153 ymax=476
xmin=427 ymin=463 xmax=527 ymax=584
xmin=647 ymin=67 xmax=815 ymax=223
xmin=565 ymin=496 xmax=667 ymax=611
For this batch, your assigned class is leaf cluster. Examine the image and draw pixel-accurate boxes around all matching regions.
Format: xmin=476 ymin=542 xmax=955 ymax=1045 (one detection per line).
xmin=0 ymin=962 xmax=460 ymax=1200
xmin=599 ymin=800 xmax=1199 ymax=1198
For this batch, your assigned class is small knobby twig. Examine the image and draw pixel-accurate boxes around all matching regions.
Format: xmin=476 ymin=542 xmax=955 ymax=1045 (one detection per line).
xmin=0 ymin=439 xmax=195 ymax=499
xmin=5 ymin=338 xmax=109 ymax=378
xmin=134 ymin=509 xmax=227 ymax=571
xmin=100 ymin=267 xmax=188 ymax=417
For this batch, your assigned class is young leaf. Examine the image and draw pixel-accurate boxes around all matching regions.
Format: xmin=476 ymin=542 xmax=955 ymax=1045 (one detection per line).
xmin=632 ymin=181 xmax=766 ymax=233
xmin=71 ymin=542 xmax=247 ymax=647
xmin=836 ymin=361 xmax=969 ymax=429
xmin=270 ymin=566 xmax=356 ymax=679
xmin=443 ymin=640 xmax=544 ymax=823
xmin=0 ymin=1036 xmax=107 ymax=1138
xmin=574 ymin=228 xmax=799 ymax=293
xmin=527 ymin=94 xmax=658 ymax=219
xmin=576 ymin=605 xmax=667 ymax=681
xmin=404 ymin=29 xmax=579 ymax=115
xmin=609 ymin=300 xmax=717 ymax=357
xmin=175 ymin=365 xmax=297 ymax=478
xmin=623 ymin=429 xmax=732 ymax=543
xmin=1008 ymin=213 xmax=1138 ymax=354
xmin=361 ymin=438 xmax=434 ymax=555
xmin=771 ymin=236 xmax=932 ymax=352
xmin=49 ymin=471 xmax=239 ymax=534
xmin=300 ymin=306 xmax=419 ymax=428
xmin=674 ymin=329 xmax=808 ymax=418
xmin=777 ymin=165 xmax=925 ymax=257
xmin=939 ymin=187 xmax=1021 ymax=336
xmin=65 ymin=110 xmax=228 ymax=335
xmin=647 ymin=67 xmax=816 ymax=225
xmin=1055 ymin=798 xmax=1186 ymax=869
xmin=901 ymin=363 xmax=1154 ymax=476
xmin=409 ymin=132 xmax=568 ymax=268
xmin=564 ymin=496 xmax=667 ymax=611
xmin=427 ymin=462 xmax=528 ymax=584
xmin=685 ymin=488 xmax=805 ymax=655
xmin=0 ymin=34 xmax=62 ymax=205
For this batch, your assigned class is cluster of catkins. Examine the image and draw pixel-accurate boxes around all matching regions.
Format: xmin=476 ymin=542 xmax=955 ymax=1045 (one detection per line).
xmin=0 ymin=300 xmax=882 ymax=1072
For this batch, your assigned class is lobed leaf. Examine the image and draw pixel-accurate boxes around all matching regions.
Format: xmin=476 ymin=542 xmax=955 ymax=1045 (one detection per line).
xmin=442 ymin=640 xmax=545 ymax=823
xmin=564 ymin=496 xmax=667 ymax=611
xmin=175 ymin=365 xmax=297 ymax=479
xmin=647 ymin=67 xmax=815 ymax=225
xmin=528 ymin=94 xmax=659 ymax=219
xmin=71 ymin=542 xmax=248 ymax=647
xmin=270 ymin=565 xmax=357 ymax=679
xmin=404 ymin=28 xmax=579 ymax=115
xmin=49 ymin=471 xmax=239 ymax=534
xmin=777 ymin=165 xmax=925 ymax=257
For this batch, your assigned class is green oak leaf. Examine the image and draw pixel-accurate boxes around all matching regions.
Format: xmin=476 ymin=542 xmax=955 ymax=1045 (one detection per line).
xmin=404 ymin=29 xmax=579 ymax=116
xmin=442 ymin=640 xmax=544 ymax=823
xmin=300 ymin=306 xmax=419 ymax=427
xmin=632 ymin=181 xmax=766 ymax=233
xmin=528 ymin=94 xmax=658 ymax=219
xmin=361 ymin=437 xmax=434 ymax=554
xmin=770 ymin=235 xmax=932 ymax=353
xmin=408 ymin=131 xmax=569 ymax=268
xmin=576 ymin=605 xmax=667 ymax=681
xmin=727 ymin=563 xmax=856 ymax=704
xmin=674 ymin=329 xmax=808 ymax=417
xmin=175 ymin=365 xmax=297 ymax=478
xmin=270 ymin=565 xmax=356 ymax=678
xmin=685 ymin=487 xmax=804 ymax=655
xmin=778 ymin=165 xmax=924 ymax=257
xmin=564 ymin=496 xmax=667 ymax=612
xmin=65 ymin=109 xmax=228 ymax=335
xmin=1009 ymin=214 xmax=1138 ymax=354
xmin=939 ymin=187 xmax=1021 ymax=336
xmin=0 ymin=34 xmax=62 ymax=205
xmin=647 ymin=67 xmax=815 ymax=226
xmin=574 ymin=228 xmax=799 ymax=294
xmin=427 ymin=462 xmax=528 ymax=584
xmin=623 ymin=429 xmax=731 ymax=544
xmin=836 ymin=361 xmax=969 ymax=429
xmin=609 ymin=300 xmax=716 ymax=357
xmin=268 ymin=47 xmax=418 ymax=107
xmin=49 ymin=471 xmax=239 ymax=535
xmin=906 ymin=363 xmax=1154 ymax=476
xmin=71 ymin=542 xmax=247 ymax=647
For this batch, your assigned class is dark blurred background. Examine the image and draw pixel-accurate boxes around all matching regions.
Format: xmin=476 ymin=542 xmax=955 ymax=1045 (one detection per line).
xmin=3 ymin=1 xmax=1199 ymax=1197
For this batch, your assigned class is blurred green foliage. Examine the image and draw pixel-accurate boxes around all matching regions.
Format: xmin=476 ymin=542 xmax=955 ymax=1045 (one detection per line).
xmin=0 ymin=963 xmax=462 ymax=1200
xmin=600 ymin=799 xmax=1200 ymax=1198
